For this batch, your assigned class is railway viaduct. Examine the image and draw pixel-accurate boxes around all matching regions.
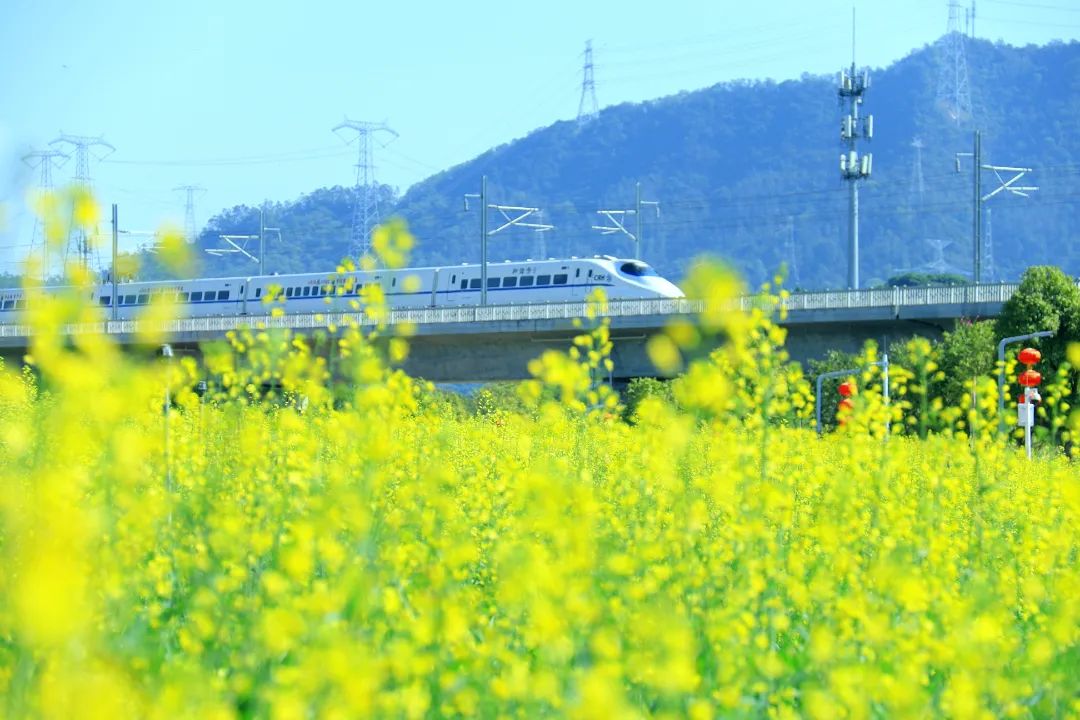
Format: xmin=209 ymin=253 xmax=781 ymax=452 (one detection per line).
xmin=0 ymin=284 xmax=1024 ymax=382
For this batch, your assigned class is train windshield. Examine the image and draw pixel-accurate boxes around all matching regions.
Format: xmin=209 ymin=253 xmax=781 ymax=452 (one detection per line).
xmin=619 ymin=261 xmax=656 ymax=277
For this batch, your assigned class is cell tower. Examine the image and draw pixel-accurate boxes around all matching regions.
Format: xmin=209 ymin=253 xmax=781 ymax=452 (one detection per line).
xmin=577 ymin=40 xmax=599 ymax=124
xmin=49 ymin=133 xmax=115 ymax=268
xmin=935 ymin=0 xmax=974 ymax=126
xmin=22 ymin=148 xmax=68 ymax=269
xmin=837 ymin=18 xmax=873 ymax=290
xmin=332 ymin=118 xmax=398 ymax=259
xmin=174 ymin=185 xmax=205 ymax=243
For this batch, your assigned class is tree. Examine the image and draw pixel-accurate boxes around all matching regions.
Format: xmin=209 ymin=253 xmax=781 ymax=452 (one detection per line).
xmin=996 ymin=265 xmax=1080 ymax=371
xmin=935 ymin=319 xmax=997 ymax=408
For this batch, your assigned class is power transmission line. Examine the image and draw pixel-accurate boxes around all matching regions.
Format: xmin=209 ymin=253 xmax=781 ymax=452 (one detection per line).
xmin=49 ymin=132 xmax=115 ymax=269
xmin=935 ymin=0 xmax=975 ymax=126
xmin=333 ymin=118 xmax=398 ymax=259
xmin=21 ymin=148 xmax=68 ymax=280
xmin=173 ymin=185 xmax=205 ymax=243
xmin=577 ymin=40 xmax=599 ymax=124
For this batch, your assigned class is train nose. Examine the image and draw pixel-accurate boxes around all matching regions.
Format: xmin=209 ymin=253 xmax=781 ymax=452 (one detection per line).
xmin=649 ymin=277 xmax=684 ymax=298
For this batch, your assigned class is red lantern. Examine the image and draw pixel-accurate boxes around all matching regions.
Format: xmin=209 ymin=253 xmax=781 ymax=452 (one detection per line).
xmin=1018 ymin=347 xmax=1042 ymax=366
xmin=838 ymin=381 xmax=855 ymax=397
xmin=838 ymin=398 xmax=854 ymax=412
xmin=1018 ymin=369 xmax=1042 ymax=387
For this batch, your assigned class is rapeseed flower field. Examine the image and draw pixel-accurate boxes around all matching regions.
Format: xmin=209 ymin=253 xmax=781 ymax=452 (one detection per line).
xmin=1 ymin=203 xmax=1079 ymax=718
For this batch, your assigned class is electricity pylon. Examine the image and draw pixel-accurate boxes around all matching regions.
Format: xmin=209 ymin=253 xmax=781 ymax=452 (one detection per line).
xmin=49 ymin=133 xmax=115 ymax=268
xmin=332 ymin=118 xmax=398 ymax=259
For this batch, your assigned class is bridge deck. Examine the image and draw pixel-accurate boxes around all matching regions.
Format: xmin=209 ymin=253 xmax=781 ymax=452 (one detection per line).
xmin=0 ymin=281 xmax=1028 ymax=343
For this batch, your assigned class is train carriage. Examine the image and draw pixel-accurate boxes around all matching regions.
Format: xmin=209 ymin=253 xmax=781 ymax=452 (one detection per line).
xmin=0 ymin=257 xmax=682 ymax=322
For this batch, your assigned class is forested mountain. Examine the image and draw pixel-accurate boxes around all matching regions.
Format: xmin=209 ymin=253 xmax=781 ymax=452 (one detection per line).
xmin=187 ymin=37 xmax=1080 ymax=289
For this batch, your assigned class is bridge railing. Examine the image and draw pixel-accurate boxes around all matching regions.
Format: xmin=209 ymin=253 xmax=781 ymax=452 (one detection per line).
xmin=0 ymin=282 xmax=1035 ymax=339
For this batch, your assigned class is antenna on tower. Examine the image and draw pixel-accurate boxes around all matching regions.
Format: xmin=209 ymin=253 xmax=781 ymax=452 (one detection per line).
xmin=935 ymin=0 xmax=974 ymax=126
xmin=173 ymin=185 xmax=205 ymax=244
xmin=332 ymin=118 xmax=398 ymax=259
xmin=577 ymin=40 xmax=599 ymax=124
xmin=49 ymin=133 xmax=115 ymax=269
xmin=22 ymin=148 xmax=69 ymax=280
xmin=837 ymin=8 xmax=873 ymax=289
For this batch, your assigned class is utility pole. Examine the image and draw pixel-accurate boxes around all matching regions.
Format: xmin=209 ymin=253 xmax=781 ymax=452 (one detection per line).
xmin=973 ymin=130 xmax=982 ymax=281
xmin=784 ymin=217 xmax=800 ymax=286
xmin=22 ymin=148 xmax=68 ymax=281
xmin=111 ymin=204 xmax=118 ymax=321
xmin=577 ymin=40 xmax=599 ymax=124
xmin=465 ymin=176 xmax=553 ymax=305
xmin=49 ymin=133 xmax=115 ymax=269
xmin=837 ymin=11 xmax=873 ymax=290
xmin=259 ymin=207 xmax=265 ymax=276
xmin=593 ymin=182 xmax=659 ymax=259
xmin=956 ymin=130 xmax=1037 ymax=283
xmin=534 ymin=209 xmax=548 ymax=259
xmin=332 ymin=118 xmax=398 ymax=259
xmin=909 ymin=138 xmax=925 ymax=202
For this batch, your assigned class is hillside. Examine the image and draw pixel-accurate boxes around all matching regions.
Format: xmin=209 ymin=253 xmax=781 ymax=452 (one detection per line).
xmin=188 ymin=37 xmax=1080 ymax=288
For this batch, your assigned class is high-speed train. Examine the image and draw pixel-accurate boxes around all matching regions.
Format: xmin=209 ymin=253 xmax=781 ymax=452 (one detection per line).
xmin=0 ymin=256 xmax=683 ymax=321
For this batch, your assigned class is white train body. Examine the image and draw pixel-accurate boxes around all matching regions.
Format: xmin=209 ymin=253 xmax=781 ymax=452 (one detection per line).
xmin=0 ymin=257 xmax=683 ymax=322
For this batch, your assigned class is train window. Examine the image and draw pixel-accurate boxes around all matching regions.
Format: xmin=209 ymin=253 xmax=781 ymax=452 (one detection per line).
xmin=286 ymin=287 xmax=294 ymax=298
xmin=99 ymin=296 xmax=111 ymax=307
xmin=553 ymin=274 xmax=568 ymax=285
xmin=255 ymin=288 xmax=262 ymax=299
xmin=460 ymin=279 xmax=468 ymax=290
xmin=391 ymin=278 xmax=397 ymax=287
xmin=502 ymin=277 xmax=517 ymax=287
xmin=469 ymin=278 xmax=481 ymax=290
xmin=536 ymin=275 xmax=551 ymax=286
xmin=619 ymin=261 xmax=653 ymax=276
xmin=179 ymin=292 xmax=190 ymax=302
xmin=587 ymin=269 xmax=593 ymax=278
xmin=137 ymin=294 xmax=149 ymax=305
xmin=300 ymin=287 xmax=309 ymax=297
xmin=575 ymin=268 xmax=581 ymax=278
xmin=519 ymin=276 xmax=535 ymax=287
xmin=2 ymin=300 xmax=12 ymax=310
xmin=218 ymin=291 xmax=230 ymax=301
xmin=451 ymin=274 xmax=457 ymax=285
xmin=487 ymin=277 xmax=499 ymax=289
xmin=190 ymin=292 xmax=203 ymax=302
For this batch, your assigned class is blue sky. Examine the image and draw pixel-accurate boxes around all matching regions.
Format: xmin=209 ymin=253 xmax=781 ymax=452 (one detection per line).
xmin=2 ymin=0 xmax=1079 ymax=273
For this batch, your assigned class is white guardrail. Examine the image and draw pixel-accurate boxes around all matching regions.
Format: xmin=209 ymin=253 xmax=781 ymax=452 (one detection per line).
xmin=0 ymin=283 xmax=1025 ymax=340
